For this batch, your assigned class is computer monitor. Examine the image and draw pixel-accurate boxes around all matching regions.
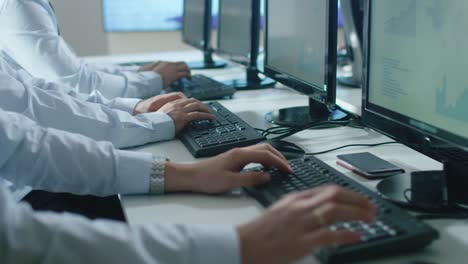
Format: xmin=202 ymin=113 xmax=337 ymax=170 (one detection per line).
xmin=264 ymin=0 xmax=347 ymax=126
xmin=337 ymin=0 xmax=364 ymax=88
xmin=216 ymin=0 xmax=275 ymax=90
xmin=182 ymin=0 xmax=226 ymax=69
xmin=362 ymin=0 xmax=468 ymax=210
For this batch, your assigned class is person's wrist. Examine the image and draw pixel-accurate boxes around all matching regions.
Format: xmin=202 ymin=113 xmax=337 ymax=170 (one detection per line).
xmin=164 ymin=162 xmax=201 ymax=193
xmin=236 ymin=222 xmax=257 ymax=264
xmin=133 ymin=101 xmax=144 ymax=115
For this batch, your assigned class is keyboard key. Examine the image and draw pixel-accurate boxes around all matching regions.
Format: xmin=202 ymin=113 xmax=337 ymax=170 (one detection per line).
xmin=179 ymin=102 xmax=265 ymax=158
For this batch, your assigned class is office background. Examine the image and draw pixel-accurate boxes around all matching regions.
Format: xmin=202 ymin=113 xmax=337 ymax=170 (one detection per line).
xmin=50 ymin=0 xmax=191 ymax=56
xmin=51 ymin=0 xmax=343 ymax=56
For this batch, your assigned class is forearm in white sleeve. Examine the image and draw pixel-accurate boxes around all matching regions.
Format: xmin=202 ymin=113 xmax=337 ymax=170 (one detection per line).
xmin=0 ymin=0 xmax=164 ymax=99
xmin=0 ymin=72 xmax=175 ymax=148
xmin=0 ymin=109 xmax=154 ymax=196
xmin=0 ymin=50 xmax=142 ymax=114
xmin=0 ymin=183 xmax=241 ymax=264
xmin=87 ymin=61 xmax=141 ymax=73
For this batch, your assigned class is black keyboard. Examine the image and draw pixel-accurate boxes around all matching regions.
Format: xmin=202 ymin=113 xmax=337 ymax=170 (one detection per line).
xmin=179 ymin=102 xmax=265 ymax=158
xmin=168 ymin=74 xmax=236 ymax=101
xmin=244 ymin=156 xmax=439 ymax=264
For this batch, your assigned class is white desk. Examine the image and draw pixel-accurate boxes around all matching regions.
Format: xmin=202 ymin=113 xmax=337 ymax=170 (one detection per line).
xmin=86 ymin=51 xmax=468 ymax=264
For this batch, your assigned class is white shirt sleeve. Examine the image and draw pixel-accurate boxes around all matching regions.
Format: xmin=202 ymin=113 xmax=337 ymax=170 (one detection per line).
xmin=0 ymin=51 xmax=143 ymax=114
xmin=0 ymin=69 xmax=175 ymax=149
xmin=0 ymin=183 xmax=241 ymax=264
xmin=0 ymin=109 xmax=155 ymax=196
xmin=88 ymin=62 xmax=141 ymax=73
xmin=0 ymin=0 xmax=164 ymax=99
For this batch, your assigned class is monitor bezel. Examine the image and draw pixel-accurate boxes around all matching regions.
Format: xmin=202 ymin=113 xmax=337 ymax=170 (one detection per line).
xmin=362 ymin=0 xmax=468 ymax=154
xmin=215 ymin=0 xmax=260 ymax=67
xmin=263 ymin=0 xmax=338 ymax=106
xmin=182 ymin=0 xmax=212 ymax=52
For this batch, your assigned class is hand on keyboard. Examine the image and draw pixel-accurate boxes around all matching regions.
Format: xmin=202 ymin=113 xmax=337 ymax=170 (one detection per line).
xmin=164 ymin=144 xmax=292 ymax=194
xmin=152 ymin=61 xmax=191 ymax=87
xmin=237 ymin=185 xmax=377 ymax=264
xmin=157 ymin=98 xmax=215 ymax=134
xmin=179 ymin=102 xmax=266 ymax=157
xmin=133 ymin=92 xmax=186 ymax=115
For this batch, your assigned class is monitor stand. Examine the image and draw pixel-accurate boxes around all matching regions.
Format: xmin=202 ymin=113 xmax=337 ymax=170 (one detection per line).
xmin=265 ymin=98 xmax=349 ymax=127
xmin=377 ymin=157 xmax=468 ymax=213
xmin=222 ymin=67 xmax=276 ymax=90
xmin=336 ymin=63 xmax=361 ymax=88
xmin=187 ymin=51 xmax=227 ymax=70
xmin=337 ymin=75 xmax=361 ymax=88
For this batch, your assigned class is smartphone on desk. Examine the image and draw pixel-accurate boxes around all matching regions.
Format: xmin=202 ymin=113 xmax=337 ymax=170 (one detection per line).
xmin=336 ymin=152 xmax=405 ymax=179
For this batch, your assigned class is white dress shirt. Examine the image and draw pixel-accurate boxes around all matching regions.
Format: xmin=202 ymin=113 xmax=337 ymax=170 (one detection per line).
xmin=0 ymin=49 xmax=144 ymax=113
xmin=0 ymin=50 xmax=175 ymax=149
xmin=0 ymin=0 xmax=164 ymax=99
xmin=0 ymin=171 xmax=239 ymax=264
xmin=0 ymin=110 xmax=240 ymax=263
xmin=0 ymin=109 xmax=159 ymax=196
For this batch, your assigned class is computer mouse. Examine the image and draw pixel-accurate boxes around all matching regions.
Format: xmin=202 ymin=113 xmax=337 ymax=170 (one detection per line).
xmin=267 ymin=140 xmax=306 ymax=160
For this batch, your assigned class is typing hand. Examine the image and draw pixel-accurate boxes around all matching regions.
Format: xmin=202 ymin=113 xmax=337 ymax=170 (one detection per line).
xmin=151 ymin=61 xmax=191 ymax=88
xmin=137 ymin=61 xmax=162 ymax=72
xmin=237 ymin=185 xmax=377 ymax=264
xmin=133 ymin=92 xmax=186 ymax=115
xmin=157 ymin=98 xmax=214 ymax=134
xmin=164 ymin=144 xmax=292 ymax=194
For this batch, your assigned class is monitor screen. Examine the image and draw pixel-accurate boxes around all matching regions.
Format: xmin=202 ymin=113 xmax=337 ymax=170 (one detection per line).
xmin=102 ymin=0 xmax=183 ymax=32
xmin=266 ymin=0 xmax=331 ymax=94
xmin=102 ymin=0 xmax=219 ymax=32
xmin=366 ymin=0 xmax=468 ymax=148
xmin=217 ymin=0 xmax=255 ymax=61
xmin=183 ymin=0 xmax=207 ymax=48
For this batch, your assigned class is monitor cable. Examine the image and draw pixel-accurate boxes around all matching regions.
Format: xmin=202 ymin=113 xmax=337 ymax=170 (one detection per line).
xmin=305 ymin=141 xmax=399 ymax=156
xmin=256 ymin=118 xmax=367 ymax=142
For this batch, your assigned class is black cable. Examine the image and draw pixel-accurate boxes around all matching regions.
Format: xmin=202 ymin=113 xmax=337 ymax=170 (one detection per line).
xmin=305 ymin=141 xmax=399 ymax=156
xmin=255 ymin=111 xmax=366 ymax=141
xmin=261 ymin=120 xmax=346 ymax=135
xmin=262 ymin=120 xmax=366 ymax=141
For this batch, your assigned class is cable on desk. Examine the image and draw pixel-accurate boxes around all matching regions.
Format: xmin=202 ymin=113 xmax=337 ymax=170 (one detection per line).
xmin=305 ymin=141 xmax=399 ymax=156
xmin=255 ymin=106 xmax=367 ymax=141
xmin=258 ymin=119 xmax=367 ymax=141
xmin=255 ymin=128 xmax=267 ymax=134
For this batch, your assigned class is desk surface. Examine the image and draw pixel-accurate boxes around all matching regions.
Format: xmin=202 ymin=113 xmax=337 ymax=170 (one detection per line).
xmin=86 ymin=50 xmax=468 ymax=264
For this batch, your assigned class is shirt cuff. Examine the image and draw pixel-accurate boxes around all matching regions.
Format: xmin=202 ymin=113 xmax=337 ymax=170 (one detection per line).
xmin=110 ymin=98 xmax=143 ymax=114
xmin=139 ymin=71 xmax=164 ymax=96
xmin=115 ymin=150 xmax=154 ymax=194
xmin=141 ymin=112 xmax=176 ymax=141
xmin=120 ymin=65 xmax=140 ymax=72
xmin=189 ymin=225 xmax=241 ymax=264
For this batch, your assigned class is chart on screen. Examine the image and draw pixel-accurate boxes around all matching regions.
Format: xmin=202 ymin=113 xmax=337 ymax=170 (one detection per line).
xmin=368 ymin=0 xmax=468 ymax=139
